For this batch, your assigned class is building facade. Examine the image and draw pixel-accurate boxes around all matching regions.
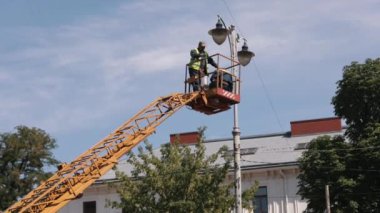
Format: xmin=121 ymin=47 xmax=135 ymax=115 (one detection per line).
xmin=60 ymin=117 xmax=343 ymax=213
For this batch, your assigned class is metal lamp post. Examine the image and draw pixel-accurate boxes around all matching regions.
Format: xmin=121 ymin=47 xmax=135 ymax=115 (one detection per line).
xmin=209 ymin=16 xmax=254 ymax=213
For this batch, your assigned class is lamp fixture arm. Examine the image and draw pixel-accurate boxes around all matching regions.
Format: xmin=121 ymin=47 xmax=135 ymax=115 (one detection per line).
xmin=216 ymin=15 xmax=239 ymax=67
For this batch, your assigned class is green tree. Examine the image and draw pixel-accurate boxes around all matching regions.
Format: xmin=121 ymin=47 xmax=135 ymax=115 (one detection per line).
xmin=0 ymin=126 xmax=60 ymax=210
xmin=297 ymin=136 xmax=358 ymax=212
xmin=332 ymin=58 xmax=380 ymax=211
xmin=332 ymin=58 xmax=380 ymax=141
xmin=298 ymin=58 xmax=380 ymax=212
xmin=348 ymin=124 xmax=380 ymax=212
xmin=108 ymin=129 xmax=257 ymax=213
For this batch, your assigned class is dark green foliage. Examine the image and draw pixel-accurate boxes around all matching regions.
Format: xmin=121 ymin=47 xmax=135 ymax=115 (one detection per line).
xmin=0 ymin=126 xmax=60 ymax=210
xmin=299 ymin=126 xmax=380 ymax=212
xmin=348 ymin=124 xmax=380 ymax=211
xmin=332 ymin=58 xmax=380 ymax=141
xmin=298 ymin=136 xmax=358 ymax=212
xmin=299 ymin=58 xmax=380 ymax=212
xmin=108 ymin=129 xmax=257 ymax=212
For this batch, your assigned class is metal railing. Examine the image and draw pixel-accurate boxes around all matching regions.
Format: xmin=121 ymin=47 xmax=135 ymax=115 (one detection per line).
xmin=184 ymin=53 xmax=241 ymax=94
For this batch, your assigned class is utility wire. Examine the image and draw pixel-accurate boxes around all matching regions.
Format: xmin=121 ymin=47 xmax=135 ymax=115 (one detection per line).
xmin=221 ymin=0 xmax=286 ymax=134
xmin=113 ymin=158 xmax=380 ymax=181
xmin=239 ymin=145 xmax=380 ymax=153
xmin=317 ymin=166 xmax=380 ymax=173
xmin=253 ymin=61 xmax=286 ymax=133
xmin=303 ymin=145 xmax=380 ymax=152
xmin=274 ymin=192 xmax=380 ymax=199
xmin=241 ymin=159 xmax=380 ymax=173
xmin=221 ymin=0 xmax=246 ymax=39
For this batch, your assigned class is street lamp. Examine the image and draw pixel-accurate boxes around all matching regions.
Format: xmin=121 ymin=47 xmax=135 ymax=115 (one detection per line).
xmin=238 ymin=41 xmax=255 ymax=66
xmin=209 ymin=16 xmax=254 ymax=213
xmin=208 ymin=19 xmax=229 ymax=45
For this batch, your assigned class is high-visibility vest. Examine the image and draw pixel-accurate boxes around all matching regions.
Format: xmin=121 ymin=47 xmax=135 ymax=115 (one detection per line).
xmin=188 ymin=49 xmax=208 ymax=71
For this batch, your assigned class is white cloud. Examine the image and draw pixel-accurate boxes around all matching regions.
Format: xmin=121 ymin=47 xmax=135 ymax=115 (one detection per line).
xmin=1 ymin=0 xmax=380 ymax=161
xmin=124 ymin=47 xmax=187 ymax=73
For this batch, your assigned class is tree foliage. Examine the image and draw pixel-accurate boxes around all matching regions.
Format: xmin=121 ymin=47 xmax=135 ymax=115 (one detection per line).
xmin=108 ymin=129 xmax=257 ymax=212
xmin=0 ymin=126 xmax=60 ymax=210
xmin=348 ymin=124 xmax=380 ymax=212
xmin=332 ymin=58 xmax=380 ymax=141
xmin=298 ymin=58 xmax=380 ymax=212
xmin=298 ymin=136 xmax=358 ymax=212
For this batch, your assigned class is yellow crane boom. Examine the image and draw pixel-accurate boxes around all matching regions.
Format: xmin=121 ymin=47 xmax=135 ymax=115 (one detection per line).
xmin=5 ymin=92 xmax=200 ymax=213
xmin=6 ymin=53 xmax=242 ymax=213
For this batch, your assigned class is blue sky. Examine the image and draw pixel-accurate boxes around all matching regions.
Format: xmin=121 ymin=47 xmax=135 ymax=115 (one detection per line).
xmin=1 ymin=0 xmax=379 ymax=162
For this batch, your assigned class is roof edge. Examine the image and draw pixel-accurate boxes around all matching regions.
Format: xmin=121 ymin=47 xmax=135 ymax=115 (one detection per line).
xmin=204 ymin=131 xmax=290 ymax=143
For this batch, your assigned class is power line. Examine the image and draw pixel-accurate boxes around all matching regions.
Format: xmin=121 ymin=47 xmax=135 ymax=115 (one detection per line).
xmin=220 ymin=0 xmax=287 ymax=135
xmin=241 ymin=157 xmax=380 ymax=173
xmin=221 ymin=0 xmax=246 ymax=39
xmin=264 ymin=192 xmax=380 ymax=199
xmin=318 ymin=166 xmax=380 ymax=173
xmin=253 ymin=61 xmax=286 ymax=133
xmin=304 ymin=145 xmax=380 ymax=153
xmin=239 ymin=145 xmax=380 ymax=153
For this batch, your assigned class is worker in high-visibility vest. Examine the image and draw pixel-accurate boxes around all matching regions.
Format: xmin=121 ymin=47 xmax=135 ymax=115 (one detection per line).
xmin=188 ymin=41 xmax=218 ymax=91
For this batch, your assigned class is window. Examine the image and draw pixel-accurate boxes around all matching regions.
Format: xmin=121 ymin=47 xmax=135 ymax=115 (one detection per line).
xmin=83 ymin=201 xmax=96 ymax=213
xmin=253 ymin=186 xmax=268 ymax=213
xmin=225 ymin=147 xmax=258 ymax=156
xmin=241 ymin=147 xmax=258 ymax=155
xmin=294 ymin=142 xmax=309 ymax=150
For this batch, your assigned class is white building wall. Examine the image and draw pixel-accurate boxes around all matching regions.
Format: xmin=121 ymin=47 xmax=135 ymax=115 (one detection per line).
xmin=61 ymin=167 xmax=308 ymax=213
xmin=59 ymin=185 xmax=121 ymax=213
xmin=240 ymin=167 xmax=307 ymax=213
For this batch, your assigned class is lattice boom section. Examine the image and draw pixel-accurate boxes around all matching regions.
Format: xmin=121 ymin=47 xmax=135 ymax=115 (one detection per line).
xmin=6 ymin=92 xmax=199 ymax=213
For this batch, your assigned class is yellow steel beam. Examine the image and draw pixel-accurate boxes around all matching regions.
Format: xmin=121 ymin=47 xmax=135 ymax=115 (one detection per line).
xmin=5 ymin=92 xmax=200 ymax=213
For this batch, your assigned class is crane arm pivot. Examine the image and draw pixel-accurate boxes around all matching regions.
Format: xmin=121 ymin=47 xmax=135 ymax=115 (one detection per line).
xmin=6 ymin=92 xmax=200 ymax=213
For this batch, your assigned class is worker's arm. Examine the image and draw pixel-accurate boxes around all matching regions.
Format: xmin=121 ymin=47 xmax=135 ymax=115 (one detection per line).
xmin=190 ymin=49 xmax=201 ymax=59
xmin=207 ymin=56 xmax=218 ymax=68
